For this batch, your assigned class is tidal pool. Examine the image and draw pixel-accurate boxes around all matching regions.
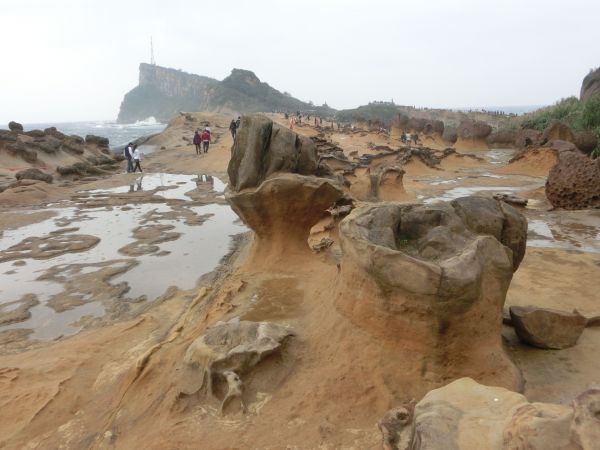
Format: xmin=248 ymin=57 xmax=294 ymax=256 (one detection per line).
xmin=0 ymin=173 xmax=246 ymax=340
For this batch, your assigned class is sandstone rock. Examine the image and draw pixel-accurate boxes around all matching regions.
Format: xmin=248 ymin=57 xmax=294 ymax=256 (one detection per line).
xmin=407 ymin=117 xmax=426 ymax=132
xmin=227 ymin=114 xmax=318 ymax=191
xmin=383 ymin=377 xmax=600 ymax=450
xmin=542 ymin=120 xmax=575 ymax=144
xmin=457 ymin=119 xmax=492 ymax=139
xmin=423 ymin=120 xmax=444 ymax=135
xmin=182 ymin=320 xmax=293 ymax=412
xmin=509 ymin=306 xmax=587 ymax=349
xmin=581 ymin=67 xmax=600 ymax=102
xmin=335 ymin=197 xmax=526 ymax=389
xmin=571 ymin=388 xmax=600 ymax=448
xmin=85 ymin=134 xmax=110 ymax=148
xmin=545 ymin=148 xmax=600 ymax=209
xmin=228 ymin=173 xmax=343 ymax=262
xmin=487 ymin=129 xmax=517 ymax=147
xmin=442 ymin=126 xmax=458 ymax=144
xmin=545 ymin=139 xmax=578 ymax=153
xmin=0 ymin=129 xmax=17 ymax=141
xmin=15 ymin=168 xmax=53 ymax=184
xmin=574 ymin=130 xmax=598 ymax=155
xmin=516 ymin=128 xmax=543 ymax=148
xmin=8 ymin=121 xmax=23 ymax=132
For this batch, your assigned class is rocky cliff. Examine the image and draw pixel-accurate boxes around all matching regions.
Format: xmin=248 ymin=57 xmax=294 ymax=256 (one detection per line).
xmin=117 ymin=64 xmax=333 ymax=123
xmin=580 ymin=66 xmax=600 ymax=102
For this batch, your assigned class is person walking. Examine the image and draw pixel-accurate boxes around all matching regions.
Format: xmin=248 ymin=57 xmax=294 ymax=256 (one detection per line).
xmin=131 ymin=144 xmax=143 ymax=172
xmin=124 ymin=142 xmax=133 ymax=173
xmin=413 ymin=133 xmax=419 ymax=146
xmin=193 ymin=129 xmax=202 ymax=156
xmin=229 ymin=119 xmax=237 ymax=139
xmin=201 ymin=128 xmax=211 ymax=153
xmin=235 ymin=116 xmax=241 ymax=129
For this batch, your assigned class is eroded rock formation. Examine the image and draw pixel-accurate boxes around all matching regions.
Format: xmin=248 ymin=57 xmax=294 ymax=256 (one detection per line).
xmin=335 ymin=197 xmax=527 ymax=389
xmin=227 ymin=115 xmax=344 ymax=264
xmin=545 ymin=148 xmax=600 ymax=209
xmin=510 ymin=306 xmax=587 ymax=349
xmin=180 ymin=320 xmax=293 ymax=414
xmin=378 ymin=377 xmax=600 ymax=450
xmin=581 ymin=66 xmax=600 ymax=101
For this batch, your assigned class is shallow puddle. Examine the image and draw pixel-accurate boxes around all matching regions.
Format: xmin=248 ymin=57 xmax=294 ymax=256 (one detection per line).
xmin=0 ymin=173 xmax=246 ymax=340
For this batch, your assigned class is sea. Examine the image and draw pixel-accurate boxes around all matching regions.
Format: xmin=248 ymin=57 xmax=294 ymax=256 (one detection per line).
xmin=13 ymin=117 xmax=167 ymax=151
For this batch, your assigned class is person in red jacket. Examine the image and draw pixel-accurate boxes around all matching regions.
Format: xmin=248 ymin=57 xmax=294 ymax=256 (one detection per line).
xmin=201 ymin=128 xmax=211 ymax=153
xmin=193 ymin=129 xmax=201 ymax=156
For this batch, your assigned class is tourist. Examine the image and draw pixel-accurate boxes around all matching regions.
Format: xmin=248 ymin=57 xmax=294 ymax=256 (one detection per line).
xmin=229 ymin=120 xmax=237 ymax=139
xmin=413 ymin=133 xmax=419 ymax=146
xmin=124 ymin=142 xmax=133 ymax=173
xmin=201 ymin=128 xmax=211 ymax=153
xmin=131 ymin=144 xmax=142 ymax=172
xmin=236 ymin=116 xmax=241 ymax=129
xmin=193 ymin=129 xmax=202 ymax=156
xmin=401 ymin=132 xmax=406 ymax=144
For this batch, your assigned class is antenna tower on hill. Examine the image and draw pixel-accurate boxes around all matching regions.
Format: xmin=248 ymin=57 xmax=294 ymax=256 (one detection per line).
xmin=150 ymin=36 xmax=156 ymax=65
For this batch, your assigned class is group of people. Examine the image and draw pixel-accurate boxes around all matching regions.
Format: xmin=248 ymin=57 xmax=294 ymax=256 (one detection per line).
xmin=401 ymin=131 xmax=419 ymax=146
xmin=193 ymin=127 xmax=212 ymax=156
xmin=229 ymin=116 xmax=241 ymax=139
xmin=124 ymin=143 xmax=142 ymax=173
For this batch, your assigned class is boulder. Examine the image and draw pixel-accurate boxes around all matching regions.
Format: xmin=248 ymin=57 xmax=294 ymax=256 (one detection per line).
xmin=545 ymin=148 xmax=600 ymax=209
xmin=457 ymin=119 xmax=492 ymax=139
xmin=383 ymin=377 xmax=600 ymax=450
xmin=580 ymin=67 xmax=600 ymax=102
xmin=15 ymin=168 xmax=53 ymax=184
xmin=516 ymin=128 xmax=543 ymax=148
xmin=574 ymin=130 xmax=598 ymax=155
xmin=422 ymin=120 xmax=444 ymax=135
xmin=545 ymin=139 xmax=578 ymax=153
xmin=8 ymin=121 xmax=23 ymax=132
xmin=542 ymin=120 xmax=575 ymax=144
xmin=335 ymin=197 xmax=527 ymax=389
xmin=509 ymin=306 xmax=587 ymax=349
xmin=487 ymin=129 xmax=517 ymax=147
xmin=442 ymin=126 xmax=458 ymax=144
xmin=85 ymin=134 xmax=110 ymax=148
xmin=227 ymin=114 xmax=318 ymax=191
xmin=407 ymin=117 xmax=426 ymax=132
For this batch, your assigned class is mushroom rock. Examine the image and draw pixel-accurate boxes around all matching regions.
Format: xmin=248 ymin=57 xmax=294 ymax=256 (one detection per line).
xmin=335 ymin=196 xmax=527 ymax=389
xmin=227 ymin=114 xmax=318 ymax=192
xmin=442 ymin=126 xmax=458 ymax=144
xmin=228 ymin=173 xmax=344 ymax=263
xmin=542 ymin=120 xmax=575 ymax=144
xmin=227 ymin=114 xmax=344 ymax=266
xmin=516 ymin=128 xmax=543 ymax=148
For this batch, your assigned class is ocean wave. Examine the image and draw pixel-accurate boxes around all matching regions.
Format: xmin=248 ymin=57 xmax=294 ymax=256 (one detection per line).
xmin=131 ymin=117 xmax=161 ymax=127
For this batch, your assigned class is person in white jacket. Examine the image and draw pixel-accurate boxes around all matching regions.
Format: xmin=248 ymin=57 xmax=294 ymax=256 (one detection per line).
xmin=131 ymin=145 xmax=142 ymax=172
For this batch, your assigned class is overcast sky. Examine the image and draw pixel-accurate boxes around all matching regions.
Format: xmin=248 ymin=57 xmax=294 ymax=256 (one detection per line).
xmin=1 ymin=0 xmax=598 ymax=123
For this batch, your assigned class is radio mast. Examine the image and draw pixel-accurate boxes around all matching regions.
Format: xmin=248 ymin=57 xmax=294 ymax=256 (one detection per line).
xmin=150 ymin=36 xmax=156 ymax=65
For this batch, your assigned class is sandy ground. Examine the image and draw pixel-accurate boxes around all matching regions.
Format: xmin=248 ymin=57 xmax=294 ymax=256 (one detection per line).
xmin=0 ymin=112 xmax=599 ymax=449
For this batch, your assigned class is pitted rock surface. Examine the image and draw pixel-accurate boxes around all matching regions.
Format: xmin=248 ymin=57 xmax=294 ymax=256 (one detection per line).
xmin=545 ymin=148 xmax=600 ymax=209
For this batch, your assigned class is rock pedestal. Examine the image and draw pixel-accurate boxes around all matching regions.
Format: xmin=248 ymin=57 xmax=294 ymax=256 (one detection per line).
xmin=335 ymin=197 xmax=527 ymax=389
xmin=226 ymin=115 xmax=344 ymax=267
